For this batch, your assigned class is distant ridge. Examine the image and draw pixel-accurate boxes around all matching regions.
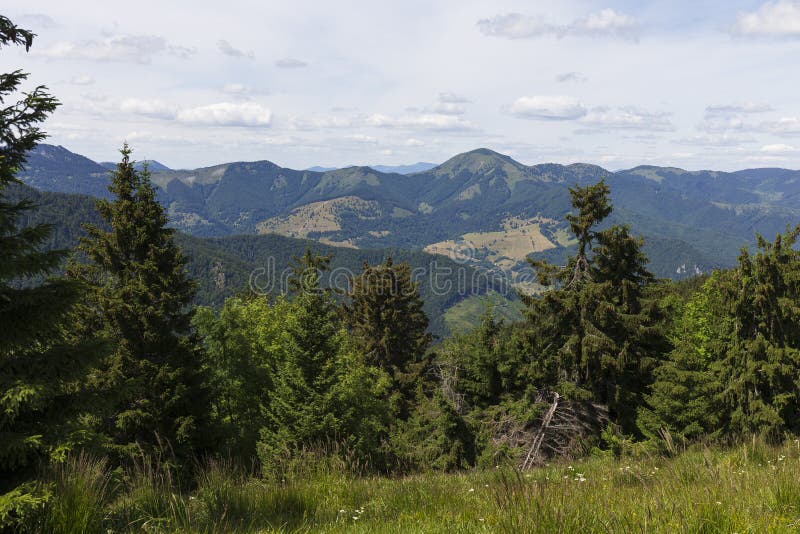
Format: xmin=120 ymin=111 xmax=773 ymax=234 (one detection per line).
xmin=369 ymin=162 xmax=437 ymax=174
xmin=17 ymin=143 xmax=800 ymax=280
xmin=100 ymin=160 xmax=171 ymax=172
xmin=308 ymin=162 xmax=438 ymax=174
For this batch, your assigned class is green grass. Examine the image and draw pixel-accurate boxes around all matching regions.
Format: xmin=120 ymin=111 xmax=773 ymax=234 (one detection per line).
xmin=31 ymin=440 xmax=800 ymax=532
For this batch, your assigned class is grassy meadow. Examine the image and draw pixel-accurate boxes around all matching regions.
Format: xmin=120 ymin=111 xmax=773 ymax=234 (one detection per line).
xmin=25 ymin=439 xmax=800 ymax=533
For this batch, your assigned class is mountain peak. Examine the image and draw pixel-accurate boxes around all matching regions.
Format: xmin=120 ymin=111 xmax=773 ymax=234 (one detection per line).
xmin=432 ymin=148 xmax=525 ymax=176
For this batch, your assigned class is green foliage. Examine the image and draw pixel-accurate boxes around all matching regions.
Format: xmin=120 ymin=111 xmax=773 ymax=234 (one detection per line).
xmin=642 ymin=273 xmax=728 ymax=439
xmin=257 ymin=281 xmax=393 ymax=470
xmin=521 ymin=181 xmax=666 ymax=434
xmin=0 ymin=15 xmax=103 ymax=529
xmin=68 ymin=145 xmax=211 ymax=462
xmin=196 ymin=276 xmax=393 ymax=472
xmin=391 ymin=389 xmax=477 ymax=472
xmin=193 ymin=297 xmax=276 ymax=459
xmin=345 ymin=258 xmax=432 ymax=417
xmin=718 ymin=226 xmax=800 ymax=437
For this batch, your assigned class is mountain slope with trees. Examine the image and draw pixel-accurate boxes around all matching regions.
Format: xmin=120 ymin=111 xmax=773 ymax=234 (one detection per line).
xmin=17 ymin=144 xmax=800 ymax=280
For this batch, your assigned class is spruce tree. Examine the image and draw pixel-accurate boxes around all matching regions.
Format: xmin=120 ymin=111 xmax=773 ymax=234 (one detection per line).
xmin=641 ymin=274 xmax=727 ymax=439
xmin=69 ymin=145 xmax=210 ymax=462
xmin=0 ymin=15 xmax=101 ymax=526
xmin=286 ymin=248 xmax=339 ymax=382
xmin=345 ymin=257 xmax=432 ymax=413
xmin=523 ymin=180 xmax=665 ymax=434
xmin=257 ymin=251 xmax=392 ymax=468
xmin=718 ymin=226 xmax=800 ymax=436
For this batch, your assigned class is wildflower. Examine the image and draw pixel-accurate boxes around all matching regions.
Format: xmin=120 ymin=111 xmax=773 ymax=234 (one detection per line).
xmin=468 ymin=488 xmax=475 ymax=492
xmin=352 ymin=516 xmax=359 ymax=520
xmin=339 ymin=509 xmax=346 ymax=514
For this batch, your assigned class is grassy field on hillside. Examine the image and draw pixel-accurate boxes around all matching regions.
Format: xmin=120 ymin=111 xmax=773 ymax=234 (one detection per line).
xmin=27 ymin=439 xmax=800 ymax=533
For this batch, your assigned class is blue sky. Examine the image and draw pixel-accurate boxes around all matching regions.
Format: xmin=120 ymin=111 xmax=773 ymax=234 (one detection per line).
xmin=2 ymin=0 xmax=800 ymax=171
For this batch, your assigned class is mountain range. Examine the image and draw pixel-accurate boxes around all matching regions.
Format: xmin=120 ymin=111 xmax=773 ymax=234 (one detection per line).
xmin=16 ymin=144 xmax=800 ymax=284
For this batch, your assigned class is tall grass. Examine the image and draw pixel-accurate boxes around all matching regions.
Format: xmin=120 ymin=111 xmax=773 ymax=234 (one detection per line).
xmin=31 ymin=452 xmax=113 ymax=534
xmin=33 ymin=437 xmax=800 ymax=532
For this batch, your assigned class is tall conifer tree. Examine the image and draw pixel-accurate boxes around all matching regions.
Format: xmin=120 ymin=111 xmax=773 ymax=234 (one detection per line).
xmin=345 ymin=258 xmax=432 ymax=415
xmin=718 ymin=226 xmax=800 ymax=436
xmin=523 ymin=180 xmax=664 ymax=433
xmin=0 ymin=15 xmax=101 ymax=526
xmin=69 ymin=145 xmax=210 ymax=462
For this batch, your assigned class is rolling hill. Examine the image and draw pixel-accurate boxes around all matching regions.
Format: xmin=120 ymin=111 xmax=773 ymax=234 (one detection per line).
xmin=8 ymin=183 xmax=511 ymax=337
xmin=16 ymin=144 xmax=800 ymax=284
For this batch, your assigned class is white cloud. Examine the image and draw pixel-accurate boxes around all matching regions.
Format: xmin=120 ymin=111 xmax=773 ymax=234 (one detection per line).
xmin=510 ymin=95 xmax=587 ymax=120
xmin=706 ymin=102 xmax=773 ymax=114
xmin=177 ymin=102 xmax=272 ymax=127
xmin=405 ymin=138 xmax=425 ymax=146
xmin=218 ymin=40 xmax=254 ymax=59
xmin=275 ymin=58 xmax=308 ymax=68
xmin=734 ymin=1 xmax=800 ymax=38
xmin=262 ymin=135 xmax=303 ymax=146
xmin=759 ymin=116 xmax=800 ymax=135
xmin=574 ymin=9 xmax=638 ymax=38
xmin=477 ymin=13 xmax=553 ymax=39
xmin=673 ymin=133 xmax=753 ymax=147
xmin=439 ymin=92 xmax=470 ymax=103
xmin=761 ymin=143 xmax=799 ymax=153
xmin=223 ymin=83 xmax=250 ymax=95
xmin=345 ymin=134 xmax=378 ymax=144
xmin=365 ymin=113 xmax=475 ymax=131
xmin=70 ymin=74 xmax=95 ymax=85
xmin=35 ymin=34 xmax=195 ymax=63
xmin=581 ymin=107 xmax=673 ymax=131
xmin=120 ymin=98 xmax=178 ymax=119
xmin=123 ymin=131 xmax=199 ymax=146
xmin=431 ymin=102 xmax=466 ymax=115
xmin=556 ymin=71 xmax=588 ymax=83
xmin=477 ymin=9 xmax=638 ymax=40
xmin=699 ymin=115 xmax=747 ymax=133
xmin=289 ymin=115 xmax=355 ymax=130
xmin=17 ymin=13 xmax=59 ymax=29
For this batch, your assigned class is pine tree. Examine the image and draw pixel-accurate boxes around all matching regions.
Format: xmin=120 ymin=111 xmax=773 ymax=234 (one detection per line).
xmin=345 ymin=258 xmax=432 ymax=414
xmin=69 ymin=145 xmax=211 ymax=462
xmin=0 ymin=15 xmax=101 ymax=526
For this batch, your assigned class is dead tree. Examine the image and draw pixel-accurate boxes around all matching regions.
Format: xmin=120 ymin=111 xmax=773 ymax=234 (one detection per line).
xmin=490 ymin=391 xmax=608 ymax=469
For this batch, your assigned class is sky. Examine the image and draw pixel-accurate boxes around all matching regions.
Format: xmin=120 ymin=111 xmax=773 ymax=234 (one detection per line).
xmin=3 ymin=0 xmax=800 ymax=171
